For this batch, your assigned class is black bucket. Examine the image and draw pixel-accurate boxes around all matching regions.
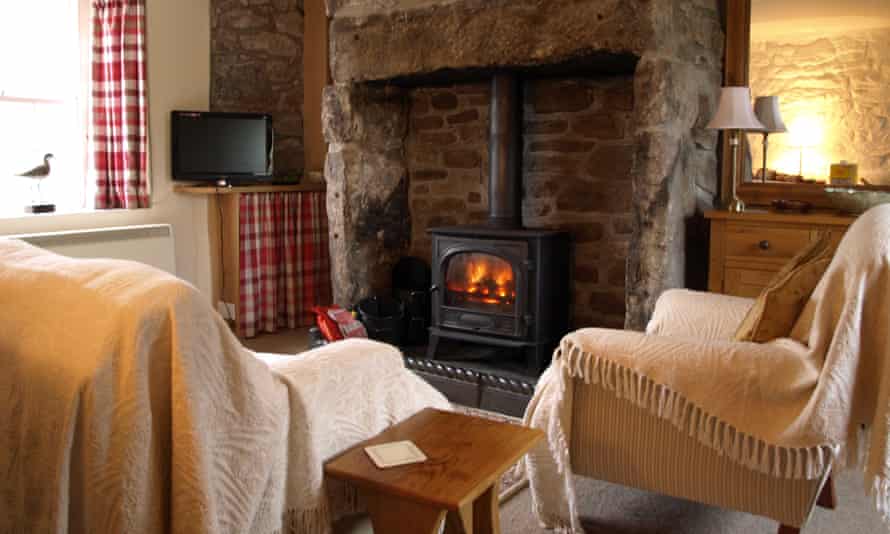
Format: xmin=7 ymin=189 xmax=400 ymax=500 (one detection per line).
xmin=392 ymin=257 xmax=431 ymax=344
xmin=357 ymin=296 xmax=406 ymax=345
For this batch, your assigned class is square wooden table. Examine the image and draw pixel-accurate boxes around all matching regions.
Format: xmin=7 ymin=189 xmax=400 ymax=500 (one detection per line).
xmin=324 ymin=408 xmax=543 ymax=534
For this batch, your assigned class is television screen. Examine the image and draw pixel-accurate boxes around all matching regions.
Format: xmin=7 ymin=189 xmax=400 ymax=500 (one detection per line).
xmin=171 ymin=111 xmax=273 ymax=182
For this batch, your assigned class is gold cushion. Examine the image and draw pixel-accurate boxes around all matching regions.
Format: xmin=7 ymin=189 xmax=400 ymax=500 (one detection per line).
xmin=734 ymin=234 xmax=836 ymax=343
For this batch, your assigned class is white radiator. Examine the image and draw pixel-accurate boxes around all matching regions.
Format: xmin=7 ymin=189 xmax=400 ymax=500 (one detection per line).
xmin=9 ymin=224 xmax=177 ymax=275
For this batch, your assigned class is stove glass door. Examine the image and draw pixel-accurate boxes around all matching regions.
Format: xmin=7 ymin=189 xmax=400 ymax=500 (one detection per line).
xmin=443 ymin=252 xmax=516 ymax=315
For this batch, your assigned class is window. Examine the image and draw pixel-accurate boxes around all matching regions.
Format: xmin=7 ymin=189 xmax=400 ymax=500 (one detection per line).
xmin=0 ymin=0 xmax=90 ymax=215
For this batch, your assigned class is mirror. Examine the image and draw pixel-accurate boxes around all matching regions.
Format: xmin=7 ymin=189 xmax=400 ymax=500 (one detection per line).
xmin=745 ymin=0 xmax=890 ymax=188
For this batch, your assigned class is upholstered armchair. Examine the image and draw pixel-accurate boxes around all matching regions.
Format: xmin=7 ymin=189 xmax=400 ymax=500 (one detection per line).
xmin=523 ymin=205 xmax=890 ymax=534
xmin=561 ymin=290 xmax=833 ymax=534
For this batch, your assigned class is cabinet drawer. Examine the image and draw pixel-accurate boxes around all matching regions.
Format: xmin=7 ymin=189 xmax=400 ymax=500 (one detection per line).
xmin=724 ymin=268 xmax=777 ymax=298
xmin=725 ymin=224 xmax=811 ymax=261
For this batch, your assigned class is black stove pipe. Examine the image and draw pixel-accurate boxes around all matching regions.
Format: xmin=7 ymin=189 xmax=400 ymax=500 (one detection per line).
xmin=488 ymin=73 xmax=522 ymax=228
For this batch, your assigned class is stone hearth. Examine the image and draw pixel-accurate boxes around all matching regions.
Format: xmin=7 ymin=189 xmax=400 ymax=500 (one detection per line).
xmin=322 ymin=0 xmax=724 ymax=329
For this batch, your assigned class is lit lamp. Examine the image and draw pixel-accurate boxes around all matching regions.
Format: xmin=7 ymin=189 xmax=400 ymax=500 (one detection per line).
xmin=707 ymin=87 xmax=765 ymax=213
xmin=753 ymin=96 xmax=787 ymax=182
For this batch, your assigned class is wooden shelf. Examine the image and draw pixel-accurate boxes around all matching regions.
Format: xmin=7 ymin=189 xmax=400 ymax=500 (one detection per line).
xmin=738 ymin=182 xmax=890 ymax=209
xmin=705 ymin=209 xmax=856 ymax=226
xmin=174 ymin=182 xmax=325 ymax=195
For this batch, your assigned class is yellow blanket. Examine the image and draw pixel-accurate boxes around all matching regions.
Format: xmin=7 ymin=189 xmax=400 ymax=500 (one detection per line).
xmin=0 ymin=239 xmax=447 ymax=533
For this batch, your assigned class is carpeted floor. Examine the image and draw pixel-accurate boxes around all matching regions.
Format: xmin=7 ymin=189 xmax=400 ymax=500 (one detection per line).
xmin=499 ymin=470 xmax=884 ymax=533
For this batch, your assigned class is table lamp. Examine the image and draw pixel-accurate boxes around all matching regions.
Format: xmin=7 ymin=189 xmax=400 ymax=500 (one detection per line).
xmin=707 ymin=87 xmax=765 ymax=213
xmin=753 ymin=96 xmax=787 ymax=182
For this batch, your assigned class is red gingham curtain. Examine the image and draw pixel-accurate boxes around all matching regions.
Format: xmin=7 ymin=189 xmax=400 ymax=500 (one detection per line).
xmin=239 ymin=191 xmax=332 ymax=338
xmin=91 ymin=0 xmax=150 ymax=209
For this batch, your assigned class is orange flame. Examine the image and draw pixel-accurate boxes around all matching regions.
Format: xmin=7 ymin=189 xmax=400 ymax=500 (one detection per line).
xmin=446 ymin=255 xmax=516 ymax=307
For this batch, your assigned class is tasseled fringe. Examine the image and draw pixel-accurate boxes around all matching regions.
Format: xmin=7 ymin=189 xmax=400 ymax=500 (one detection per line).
xmin=542 ymin=347 xmax=586 ymax=534
xmin=273 ymin=481 xmax=362 ymax=534
xmin=871 ymin=475 xmax=890 ymax=525
xmin=557 ymin=337 xmax=836 ymax=481
xmin=275 ymin=507 xmax=332 ymax=534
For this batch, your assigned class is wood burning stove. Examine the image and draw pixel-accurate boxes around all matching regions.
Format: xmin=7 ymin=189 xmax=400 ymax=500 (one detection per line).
xmin=427 ymin=73 xmax=570 ymax=375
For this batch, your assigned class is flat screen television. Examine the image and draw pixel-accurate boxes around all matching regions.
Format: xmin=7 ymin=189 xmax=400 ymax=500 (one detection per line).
xmin=171 ymin=110 xmax=274 ymax=183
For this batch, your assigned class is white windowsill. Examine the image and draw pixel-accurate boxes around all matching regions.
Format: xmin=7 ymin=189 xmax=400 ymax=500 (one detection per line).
xmin=0 ymin=206 xmax=136 ymax=222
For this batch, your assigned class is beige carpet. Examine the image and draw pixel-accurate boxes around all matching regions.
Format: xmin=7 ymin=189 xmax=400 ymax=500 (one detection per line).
xmin=500 ymin=470 xmax=885 ymax=533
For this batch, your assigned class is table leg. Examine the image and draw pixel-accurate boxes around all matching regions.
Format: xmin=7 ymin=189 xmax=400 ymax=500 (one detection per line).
xmin=443 ymin=485 xmax=500 ymax=534
xmin=444 ymin=503 xmax=473 ymax=534
xmin=472 ymin=486 xmax=499 ymax=534
xmin=361 ymin=489 xmax=446 ymax=533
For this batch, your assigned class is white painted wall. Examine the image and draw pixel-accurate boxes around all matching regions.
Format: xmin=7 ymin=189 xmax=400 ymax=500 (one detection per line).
xmin=0 ymin=0 xmax=214 ymax=297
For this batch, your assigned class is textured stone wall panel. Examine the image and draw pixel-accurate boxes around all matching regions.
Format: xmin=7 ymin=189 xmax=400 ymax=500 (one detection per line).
xmin=211 ymin=0 xmax=305 ymax=176
xmin=324 ymin=85 xmax=411 ymax=304
xmin=749 ymin=28 xmax=890 ymax=183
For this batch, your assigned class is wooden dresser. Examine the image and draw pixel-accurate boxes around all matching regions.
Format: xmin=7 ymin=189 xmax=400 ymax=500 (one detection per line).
xmin=705 ymin=210 xmax=857 ymax=298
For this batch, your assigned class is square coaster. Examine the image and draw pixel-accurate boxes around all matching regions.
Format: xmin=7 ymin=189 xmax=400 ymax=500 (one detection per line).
xmin=365 ymin=440 xmax=427 ymax=469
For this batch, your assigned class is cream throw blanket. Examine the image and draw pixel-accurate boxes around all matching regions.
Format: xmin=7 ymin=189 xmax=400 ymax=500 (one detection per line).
xmin=525 ymin=204 xmax=890 ymax=532
xmin=0 ymin=239 xmax=447 ymax=534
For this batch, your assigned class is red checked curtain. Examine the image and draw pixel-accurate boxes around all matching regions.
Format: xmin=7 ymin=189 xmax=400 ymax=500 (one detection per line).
xmin=239 ymin=191 xmax=332 ymax=338
xmin=91 ymin=0 xmax=150 ymax=209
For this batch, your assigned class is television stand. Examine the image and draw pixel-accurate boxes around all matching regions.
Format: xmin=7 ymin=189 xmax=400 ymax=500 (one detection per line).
xmin=174 ymin=181 xmax=326 ymax=336
xmin=213 ymin=177 xmax=300 ymax=187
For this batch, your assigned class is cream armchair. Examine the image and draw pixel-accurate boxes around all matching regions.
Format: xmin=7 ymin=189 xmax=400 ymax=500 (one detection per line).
xmin=567 ymin=290 xmax=834 ymax=534
xmin=525 ymin=207 xmax=890 ymax=534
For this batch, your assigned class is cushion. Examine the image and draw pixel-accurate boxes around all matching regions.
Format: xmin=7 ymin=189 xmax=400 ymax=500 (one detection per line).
xmin=734 ymin=233 xmax=836 ymax=343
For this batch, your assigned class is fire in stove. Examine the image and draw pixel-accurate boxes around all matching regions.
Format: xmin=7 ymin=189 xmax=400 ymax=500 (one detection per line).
xmin=445 ymin=253 xmax=516 ymax=311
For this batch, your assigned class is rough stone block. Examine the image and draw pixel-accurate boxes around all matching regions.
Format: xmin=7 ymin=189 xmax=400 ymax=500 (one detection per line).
xmin=323 ymin=84 xmax=408 ymax=149
xmin=447 ymin=110 xmax=480 ymax=124
xmin=573 ymin=114 xmax=624 ymax=139
xmin=586 ymin=144 xmax=636 ymax=180
xmin=560 ymin=221 xmax=605 ymax=243
xmin=556 ymin=182 xmax=631 ymax=213
xmin=443 ymin=150 xmax=482 ymax=169
xmin=589 ymin=290 xmax=626 ymax=315
xmin=330 ymin=0 xmax=651 ymax=83
xmin=431 ymin=92 xmax=459 ymax=110
xmin=529 ymin=80 xmax=594 ymax=114
xmin=608 ymin=260 xmax=626 ymax=287
xmin=524 ymin=120 xmax=569 ymax=135
xmin=413 ymin=170 xmax=448 ymax=181
xmin=418 ymin=131 xmax=459 ymax=146
xmin=526 ymin=154 xmax=583 ymax=174
xmin=528 ymin=140 xmax=596 ymax=154
xmin=456 ymin=123 xmax=487 ymax=143
xmin=412 ymin=116 xmax=445 ymax=131
xmin=575 ymin=265 xmax=599 ymax=284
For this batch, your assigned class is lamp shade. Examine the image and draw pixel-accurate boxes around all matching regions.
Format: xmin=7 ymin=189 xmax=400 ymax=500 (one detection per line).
xmin=754 ymin=96 xmax=787 ymax=133
xmin=706 ymin=87 xmax=765 ymax=131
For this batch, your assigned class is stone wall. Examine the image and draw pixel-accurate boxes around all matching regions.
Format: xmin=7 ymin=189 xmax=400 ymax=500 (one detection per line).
xmin=211 ymin=0 xmax=305 ymax=176
xmin=749 ymin=28 xmax=890 ymax=183
xmin=407 ymin=83 xmax=491 ymax=259
xmin=523 ymin=77 xmax=636 ymax=329
xmin=323 ymin=0 xmax=724 ymax=329
xmin=323 ymin=85 xmax=410 ymax=304
xmin=405 ymin=77 xmax=635 ymax=329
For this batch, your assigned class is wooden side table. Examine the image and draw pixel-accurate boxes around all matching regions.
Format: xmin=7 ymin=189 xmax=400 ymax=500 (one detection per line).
xmin=325 ymin=408 xmax=543 ymax=534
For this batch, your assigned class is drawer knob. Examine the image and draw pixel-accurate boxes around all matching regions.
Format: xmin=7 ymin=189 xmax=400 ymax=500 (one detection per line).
xmin=758 ymin=240 xmax=771 ymax=251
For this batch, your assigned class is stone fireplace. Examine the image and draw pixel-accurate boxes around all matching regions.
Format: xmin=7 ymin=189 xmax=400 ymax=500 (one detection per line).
xmin=322 ymin=0 xmax=724 ymax=331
